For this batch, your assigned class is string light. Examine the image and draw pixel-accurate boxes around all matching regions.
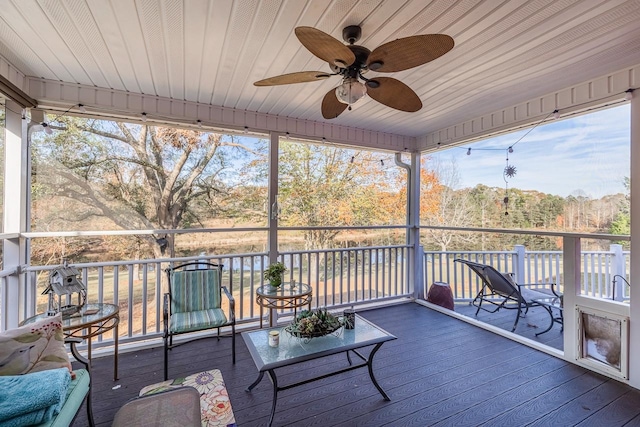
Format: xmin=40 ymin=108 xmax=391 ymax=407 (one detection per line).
xmin=141 ymin=112 xmax=147 ymax=122
xmin=197 ymin=119 xmax=203 ymax=128
xmin=467 ymin=148 xmax=471 ymax=155
xmin=508 ymin=146 xmax=514 ymax=153
xmin=625 ymin=89 xmax=634 ymax=101
xmin=553 ymin=109 xmax=560 ymax=119
xmin=78 ymin=104 xmax=86 ymax=113
xmin=380 ymin=159 xmax=384 ymax=166
xmin=42 ymin=122 xmax=53 ymax=135
xmin=351 ymin=156 xmax=355 ymax=163
xmin=243 ymin=125 xmax=248 ymax=133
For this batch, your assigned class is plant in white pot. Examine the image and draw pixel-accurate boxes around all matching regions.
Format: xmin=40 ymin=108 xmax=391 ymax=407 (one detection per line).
xmin=264 ymin=262 xmax=287 ymax=288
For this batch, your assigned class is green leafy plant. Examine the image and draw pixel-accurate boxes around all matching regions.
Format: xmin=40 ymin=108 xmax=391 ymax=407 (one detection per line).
xmin=264 ymin=262 xmax=287 ymax=287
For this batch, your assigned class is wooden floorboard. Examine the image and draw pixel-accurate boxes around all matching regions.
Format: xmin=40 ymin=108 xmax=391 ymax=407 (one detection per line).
xmin=71 ymin=302 xmax=640 ymax=426
xmin=453 ymin=301 xmax=564 ymax=350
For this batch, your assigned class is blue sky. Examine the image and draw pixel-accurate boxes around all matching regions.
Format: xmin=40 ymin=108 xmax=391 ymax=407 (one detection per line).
xmin=427 ymin=104 xmax=631 ymax=199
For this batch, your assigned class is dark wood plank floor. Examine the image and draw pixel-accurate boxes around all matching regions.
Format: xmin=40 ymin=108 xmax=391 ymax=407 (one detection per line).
xmin=72 ymin=302 xmax=640 ymax=426
xmin=453 ymin=301 xmax=564 ymax=351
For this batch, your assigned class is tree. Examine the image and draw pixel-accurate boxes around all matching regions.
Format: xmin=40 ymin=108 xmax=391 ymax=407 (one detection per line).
xmin=609 ymin=177 xmax=630 ymax=248
xmin=31 ymin=117 xmax=260 ymax=261
xmin=468 ymin=184 xmax=504 ymax=250
xmin=277 ymin=143 xmax=404 ymax=249
xmin=422 ymin=157 xmax=473 ymax=251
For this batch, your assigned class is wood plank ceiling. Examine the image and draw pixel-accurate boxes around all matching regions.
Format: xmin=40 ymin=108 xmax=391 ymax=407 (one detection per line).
xmin=0 ymin=0 xmax=639 ymax=139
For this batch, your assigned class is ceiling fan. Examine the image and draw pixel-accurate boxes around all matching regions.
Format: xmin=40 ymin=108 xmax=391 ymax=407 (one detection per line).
xmin=254 ymin=25 xmax=454 ymax=119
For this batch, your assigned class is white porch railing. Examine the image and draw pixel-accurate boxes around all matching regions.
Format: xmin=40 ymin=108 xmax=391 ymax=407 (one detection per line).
xmin=21 ymin=245 xmax=411 ymax=349
xmin=2 ymin=241 xmax=630 ymax=349
xmin=423 ymin=244 xmax=630 ymax=302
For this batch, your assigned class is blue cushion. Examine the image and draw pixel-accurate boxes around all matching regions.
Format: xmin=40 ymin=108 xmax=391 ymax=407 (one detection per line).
xmin=170 ymin=270 xmax=221 ymax=313
xmin=169 ymin=309 xmax=228 ymax=334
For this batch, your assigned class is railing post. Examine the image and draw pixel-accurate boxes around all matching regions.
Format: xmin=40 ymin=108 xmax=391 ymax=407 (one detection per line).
xmin=562 ymin=236 xmax=581 ymax=362
xmin=2 ymin=100 xmax=29 ymax=329
xmin=267 ymin=131 xmax=279 ymax=326
xmin=628 ymin=81 xmax=640 ymax=389
xmin=415 ymin=245 xmax=425 ymax=300
xmin=513 ymin=245 xmax=526 ymax=285
xmin=610 ymin=244 xmax=625 ymax=301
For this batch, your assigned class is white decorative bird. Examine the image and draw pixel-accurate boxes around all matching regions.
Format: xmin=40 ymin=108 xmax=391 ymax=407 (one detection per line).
xmin=0 ymin=345 xmax=35 ymax=375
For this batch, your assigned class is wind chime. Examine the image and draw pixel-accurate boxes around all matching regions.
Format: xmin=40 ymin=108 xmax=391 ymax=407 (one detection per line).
xmin=503 ymin=146 xmax=517 ymax=215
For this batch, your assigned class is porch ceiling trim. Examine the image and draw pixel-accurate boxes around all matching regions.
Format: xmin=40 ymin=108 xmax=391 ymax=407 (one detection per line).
xmin=25 ymin=77 xmax=416 ymax=152
xmin=419 ymin=63 xmax=640 ymax=152
xmin=0 ymin=55 xmax=31 ymax=107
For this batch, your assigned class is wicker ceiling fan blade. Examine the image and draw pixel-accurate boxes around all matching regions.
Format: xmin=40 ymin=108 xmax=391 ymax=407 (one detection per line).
xmin=366 ymin=77 xmax=422 ymax=112
xmin=254 ymin=71 xmax=332 ymax=86
xmin=321 ymin=88 xmax=348 ymax=119
xmin=366 ymin=34 xmax=454 ymax=73
xmin=295 ymin=26 xmax=356 ymax=68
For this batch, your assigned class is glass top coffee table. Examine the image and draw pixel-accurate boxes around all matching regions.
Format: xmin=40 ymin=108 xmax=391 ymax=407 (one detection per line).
xmin=242 ymin=314 xmax=396 ymax=426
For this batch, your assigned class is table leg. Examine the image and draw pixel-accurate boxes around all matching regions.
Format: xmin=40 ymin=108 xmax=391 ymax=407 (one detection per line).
xmin=367 ymin=343 xmax=390 ymax=401
xmin=87 ymin=333 xmax=92 ymax=362
xmin=266 ymin=369 xmax=279 ymax=427
xmin=245 ymin=371 xmax=265 ymax=392
xmin=558 ymin=308 xmax=564 ymax=332
xmin=260 ymin=304 xmax=263 ymax=329
xmin=535 ymin=305 xmax=555 ymax=336
xmin=269 ymin=307 xmax=276 ymax=327
xmin=114 ymin=323 xmax=119 ymax=381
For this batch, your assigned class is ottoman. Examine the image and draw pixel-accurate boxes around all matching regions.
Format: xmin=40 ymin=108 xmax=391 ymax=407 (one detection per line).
xmin=140 ymin=369 xmax=236 ymax=427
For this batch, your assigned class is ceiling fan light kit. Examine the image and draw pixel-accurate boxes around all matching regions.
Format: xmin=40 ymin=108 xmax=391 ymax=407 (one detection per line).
xmin=336 ymin=78 xmax=367 ymax=105
xmin=254 ymin=25 xmax=454 ymax=119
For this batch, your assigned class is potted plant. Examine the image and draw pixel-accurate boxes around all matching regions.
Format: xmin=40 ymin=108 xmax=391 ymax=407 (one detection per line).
xmin=285 ymin=308 xmax=345 ymax=341
xmin=264 ymin=262 xmax=287 ymax=288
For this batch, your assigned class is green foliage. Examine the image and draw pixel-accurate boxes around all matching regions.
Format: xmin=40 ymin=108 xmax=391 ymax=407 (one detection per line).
xmin=285 ymin=308 xmax=343 ymax=338
xmin=264 ymin=262 xmax=286 ymax=286
xmin=610 ymin=213 xmax=630 ymax=234
xmin=608 ymin=176 xmax=630 ymax=249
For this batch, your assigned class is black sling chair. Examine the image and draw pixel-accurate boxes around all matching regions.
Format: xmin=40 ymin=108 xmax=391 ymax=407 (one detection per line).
xmin=455 ymin=259 xmax=560 ymax=332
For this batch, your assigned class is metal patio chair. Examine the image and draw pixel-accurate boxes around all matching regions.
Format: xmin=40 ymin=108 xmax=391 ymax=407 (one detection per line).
xmin=164 ymin=262 xmax=235 ymax=380
xmin=455 ymin=259 xmax=561 ymax=332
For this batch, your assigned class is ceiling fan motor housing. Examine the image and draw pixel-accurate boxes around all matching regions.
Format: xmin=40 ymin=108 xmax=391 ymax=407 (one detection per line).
xmin=342 ymin=25 xmax=362 ymax=44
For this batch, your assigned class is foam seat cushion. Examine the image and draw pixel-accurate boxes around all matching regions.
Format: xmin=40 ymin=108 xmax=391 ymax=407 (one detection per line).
xmin=140 ymin=369 xmax=236 ymax=427
xmin=0 ymin=314 xmax=71 ymax=376
xmin=169 ymin=309 xmax=228 ymax=334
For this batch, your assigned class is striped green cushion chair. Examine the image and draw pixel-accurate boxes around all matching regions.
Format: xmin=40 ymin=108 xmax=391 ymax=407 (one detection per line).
xmin=164 ymin=262 xmax=236 ymax=380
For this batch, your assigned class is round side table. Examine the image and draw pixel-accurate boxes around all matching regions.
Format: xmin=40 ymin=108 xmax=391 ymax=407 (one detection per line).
xmin=22 ymin=302 xmax=120 ymax=380
xmin=256 ymin=283 xmax=312 ymax=328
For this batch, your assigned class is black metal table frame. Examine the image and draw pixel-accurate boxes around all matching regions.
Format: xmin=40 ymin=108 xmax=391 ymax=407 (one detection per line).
xmin=533 ymin=297 xmax=563 ymax=336
xmin=242 ymin=315 xmax=395 ymax=426
xmin=246 ymin=343 xmax=389 ymax=427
